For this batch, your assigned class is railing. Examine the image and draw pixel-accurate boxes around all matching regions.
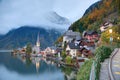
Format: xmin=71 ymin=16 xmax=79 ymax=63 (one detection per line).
xmin=89 ymin=61 xmax=95 ymax=80
xmin=89 ymin=48 xmax=119 ymax=80
xmin=108 ymin=48 xmax=119 ymax=80
xmin=89 ymin=55 xmax=100 ymax=80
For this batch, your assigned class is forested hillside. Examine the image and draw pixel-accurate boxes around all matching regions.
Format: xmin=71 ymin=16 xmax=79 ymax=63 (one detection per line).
xmin=69 ymin=0 xmax=120 ymax=33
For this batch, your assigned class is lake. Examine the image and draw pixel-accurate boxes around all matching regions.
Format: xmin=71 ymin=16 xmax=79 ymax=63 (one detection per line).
xmin=0 ymin=52 xmax=65 ymax=80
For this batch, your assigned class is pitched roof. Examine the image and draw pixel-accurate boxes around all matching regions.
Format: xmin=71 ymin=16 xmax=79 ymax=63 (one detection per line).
xmin=68 ymin=42 xmax=80 ymax=49
xmin=64 ymin=30 xmax=80 ymax=36
xmin=84 ymin=31 xmax=98 ymax=36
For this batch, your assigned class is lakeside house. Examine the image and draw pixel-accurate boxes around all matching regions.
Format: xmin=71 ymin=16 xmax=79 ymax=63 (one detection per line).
xmin=44 ymin=46 xmax=57 ymax=57
xmin=66 ymin=42 xmax=80 ymax=58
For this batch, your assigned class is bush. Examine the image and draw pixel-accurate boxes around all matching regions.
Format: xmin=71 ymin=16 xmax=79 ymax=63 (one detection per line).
xmin=95 ymin=46 xmax=112 ymax=62
xmin=65 ymin=56 xmax=72 ymax=64
xmin=61 ymin=51 xmax=66 ymax=59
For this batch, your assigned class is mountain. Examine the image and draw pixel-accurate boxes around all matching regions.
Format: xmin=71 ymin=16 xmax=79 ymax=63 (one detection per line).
xmin=0 ymin=26 xmax=62 ymax=49
xmin=46 ymin=12 xmax=70 ymax=25
xmin=0 ymin=34 xmax=3 ymax=39
xmin=69 ymin=0 xmax=120 ymax=32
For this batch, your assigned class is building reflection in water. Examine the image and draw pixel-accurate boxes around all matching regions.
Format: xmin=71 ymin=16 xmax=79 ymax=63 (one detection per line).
xmin=10 ymin=54 xmax=76 ymax=80
xmin=14 ymin=54 xmax=41 ymax=73
xmin=35 ymin=60 xmax=40 ymax=73
xmin=32 ymin=57 xmax=41 ymax=73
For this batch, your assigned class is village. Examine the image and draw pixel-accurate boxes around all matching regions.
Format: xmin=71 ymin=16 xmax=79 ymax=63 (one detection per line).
xmin=11 ymin=21 xmax=114 ymax=68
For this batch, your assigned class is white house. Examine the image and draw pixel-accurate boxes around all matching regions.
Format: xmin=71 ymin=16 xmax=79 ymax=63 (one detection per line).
xmin=66 ymin=42 xmax=80 ymax=58
xmin=44 ymin=47 xmax=52 ymax=55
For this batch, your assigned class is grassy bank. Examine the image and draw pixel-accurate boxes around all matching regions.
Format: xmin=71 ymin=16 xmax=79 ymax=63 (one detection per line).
xmin=77 ymin=59 xmax=93 ymax=80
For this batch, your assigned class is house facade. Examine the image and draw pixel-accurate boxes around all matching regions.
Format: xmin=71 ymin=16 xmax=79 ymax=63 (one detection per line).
xmin=66 ymin=42 xmax=80 ymax=58
xmin=100 ymin=21 xmax=113 ymax=32
xmin=62 ymin=30 xmax=81 ymax=47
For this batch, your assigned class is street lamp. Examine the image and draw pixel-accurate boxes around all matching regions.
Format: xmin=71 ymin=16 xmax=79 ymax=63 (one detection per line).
xmin=109 ymin=29 xmax=113 ymax=45
xmin=117 ymin=37 xmax=120 ymax=40
xmin=109 ymin=29 xmax=112 ymax=34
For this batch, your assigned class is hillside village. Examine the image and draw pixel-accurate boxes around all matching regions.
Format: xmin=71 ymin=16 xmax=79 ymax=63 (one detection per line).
xmin=7 ymin=18 xmax=120 ymax=80
xmin=10 ymin=0 xmax=120 ymax=67
xmin=13 ymin=28 xmax=100 ymax=68
xmin=13 ymin=19 xmax=116 ymax=65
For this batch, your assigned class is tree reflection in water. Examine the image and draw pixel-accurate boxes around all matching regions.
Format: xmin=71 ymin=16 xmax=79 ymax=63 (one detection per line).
xmin=60 ymin=66 xmax=77 ymax=80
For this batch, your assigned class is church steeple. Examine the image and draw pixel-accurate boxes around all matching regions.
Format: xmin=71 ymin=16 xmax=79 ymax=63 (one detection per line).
xmin=36 ymin=33 xmax=40 ymax=47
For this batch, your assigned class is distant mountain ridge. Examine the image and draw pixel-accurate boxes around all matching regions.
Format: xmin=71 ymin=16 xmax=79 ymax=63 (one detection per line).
xmin=0 ymin=26 xmax=62 ymax=49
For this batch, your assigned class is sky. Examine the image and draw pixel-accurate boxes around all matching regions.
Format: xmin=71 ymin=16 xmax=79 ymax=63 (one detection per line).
xmin=0 ymin=0 xmax=99 ymax=34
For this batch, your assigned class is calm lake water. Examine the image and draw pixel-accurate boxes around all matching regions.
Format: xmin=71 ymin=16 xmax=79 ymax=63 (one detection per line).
xmin=0 ymin=52 xmax=65 ymax=80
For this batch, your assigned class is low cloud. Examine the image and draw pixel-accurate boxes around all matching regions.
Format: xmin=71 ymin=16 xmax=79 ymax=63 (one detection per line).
xmin=0 ymin=0 xmax=99 ymax=34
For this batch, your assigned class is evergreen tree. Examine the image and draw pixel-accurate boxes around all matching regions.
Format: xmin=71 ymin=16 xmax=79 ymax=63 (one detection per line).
xmin=115 ymin=0 xmax=120 ymax=13
xmin=26 ymin=43 xmax=32 ymax=55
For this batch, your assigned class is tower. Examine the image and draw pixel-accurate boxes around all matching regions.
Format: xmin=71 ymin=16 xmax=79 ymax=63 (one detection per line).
xmin=36 ymin=33 xmax=40 ymax=47
xmin=35 ymin=33 xmax=40 ymax=53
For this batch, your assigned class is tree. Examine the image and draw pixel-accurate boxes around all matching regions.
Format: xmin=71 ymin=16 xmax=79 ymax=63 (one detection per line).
xmin=26 ymin=43 xmax=32 ymax=55
xmin=65 ymin=55 xmax=72 ymax=64
xmin=101 ymin=26 xmax=120 ymax=46
xmin=55 ymin=36 xmax=63 ymax=44
xmin=116 ymin=0 xmax=120 ymax=13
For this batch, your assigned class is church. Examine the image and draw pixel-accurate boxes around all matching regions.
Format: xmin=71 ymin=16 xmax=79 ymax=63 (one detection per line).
xmin=32 ymin=33 xmax=41 ymax=54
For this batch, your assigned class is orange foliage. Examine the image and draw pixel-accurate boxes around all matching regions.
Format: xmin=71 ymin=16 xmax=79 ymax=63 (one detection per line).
xmin=88 ymin=0 xmax=112 ymax=22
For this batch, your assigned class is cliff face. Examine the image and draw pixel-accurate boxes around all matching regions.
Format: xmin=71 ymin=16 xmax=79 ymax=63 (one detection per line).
xmin=69 ymin=0 xmax=120 ymax=32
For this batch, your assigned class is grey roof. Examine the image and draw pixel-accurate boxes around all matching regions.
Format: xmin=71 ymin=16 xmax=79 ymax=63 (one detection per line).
xmin=76 ymin=36 xmax=81 ymax=40
xmin=64 ymin=30 xmax=80 ymax=36
xmin=84 ymin=31 xmax=98 ymax=36
xmin=87 ymin=31 xmax=97 ymax=35
xmin=68 ymin=42 xmax=80 ymax=49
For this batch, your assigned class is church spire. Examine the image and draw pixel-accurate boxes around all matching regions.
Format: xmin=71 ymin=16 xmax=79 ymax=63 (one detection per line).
xmin=36 ymin=32 xmax=40 ymax=47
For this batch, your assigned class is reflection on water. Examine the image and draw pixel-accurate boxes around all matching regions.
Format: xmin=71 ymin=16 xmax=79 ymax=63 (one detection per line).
xmin=36 ymin=61 xmax=40 ymax=73
xmin=0 ymin=52 xmax=64 ymax=80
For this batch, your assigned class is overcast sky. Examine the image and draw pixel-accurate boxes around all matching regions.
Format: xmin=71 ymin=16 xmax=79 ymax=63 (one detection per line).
xmin=0 ymin=0 xmax=99 ymax=34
